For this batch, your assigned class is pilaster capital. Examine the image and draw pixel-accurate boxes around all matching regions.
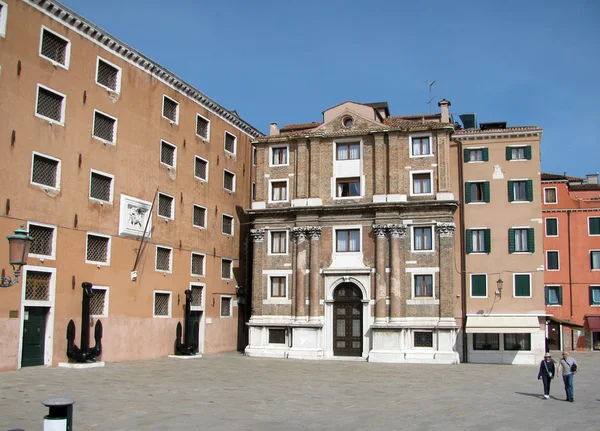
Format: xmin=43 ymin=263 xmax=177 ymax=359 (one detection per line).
xmin=436 ymin=222 xmax=456 ymax=237
xmin=307 ymin=226 xmax=322 ymax=240
xmin=388 ymin=224 xmax=407 ymax=238
xmin=250 ymin=228 xmax=265 ymax=242
xmin=372 ymin=224 xmax=388 ymax=238
xmin=291 ymin=227 xmax=308 ymax=241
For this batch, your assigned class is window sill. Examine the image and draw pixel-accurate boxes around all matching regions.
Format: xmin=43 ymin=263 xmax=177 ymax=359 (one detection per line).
xmin=92 ymin=136 xmax=116 ymax=146
xmin=96 ymin=82 xmax=120 ymax=95
xmin=407 ymin=298 xmax=439 ymax=305
xmin=40 ymin=56 xmax=69 ymax=70
xmin=466 ymin=161 xmax=486 ymax=164
xmin=513 ymin=296 xmax=532 ymax=299
xmin=546 ymin=304 xmax=562 ymax=307
xmin=85 ymin=261 xmax=110 ymax=266
xmin=155 ymin=269 xmax=172 ymax=274
xmin=263 ymin=299 xmax=292 ymax=305
xmin=195 ymin=134 xmax=210 ymax=142
xmin=409 ymin=193 xmax=434 ymax=197
xmin=510 ymin=201 xmax=531 ymax=204
xmin=153 ymin=315 xmax=171 ymax=319
xmin=268 ymin=200 xmax=289 ymax=204
xmin=470 ymin=295 xmax=488 ymax=299
xmin=508 ymin=159 xmax=528 ymax=162
xmin=89 ymin=198 xmax=113 ymax=205
xmin=409 ymin=154 xmax=434 ymax=159
xmin=467 ymin=202 xmax=487 ymax=205
xmin=35 ymin=113 xmax=65 ymax=127
xmin=158 ymin=215 xmax=174 ymax=222
xmin=269 ymin=163 xmax=290 ymax=168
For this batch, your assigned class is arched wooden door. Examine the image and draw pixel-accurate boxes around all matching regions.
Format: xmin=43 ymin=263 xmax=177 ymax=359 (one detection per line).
xmin=333 ymin=283 xmax=363 ymax=357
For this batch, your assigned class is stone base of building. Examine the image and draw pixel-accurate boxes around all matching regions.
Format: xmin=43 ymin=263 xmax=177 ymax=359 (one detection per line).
xmin=58 ymin=361 xmax=105 ymax=369
xmin=167 ymin=354 xmax=203 ymax=360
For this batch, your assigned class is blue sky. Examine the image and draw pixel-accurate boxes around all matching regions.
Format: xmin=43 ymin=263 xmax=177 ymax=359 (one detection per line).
xmin=61 ymin=0 xmax=599 ymax=177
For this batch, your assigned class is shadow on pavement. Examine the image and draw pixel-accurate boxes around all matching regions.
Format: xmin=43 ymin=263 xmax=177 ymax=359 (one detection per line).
xmin=515 ymin=392 xmax=544 ymax=399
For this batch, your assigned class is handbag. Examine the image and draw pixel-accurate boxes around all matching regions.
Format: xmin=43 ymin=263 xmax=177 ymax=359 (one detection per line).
xmin=543 ymin=361 xmax=553 ymax=378
xmin=570 ymin=362 xmax=578 ymax=372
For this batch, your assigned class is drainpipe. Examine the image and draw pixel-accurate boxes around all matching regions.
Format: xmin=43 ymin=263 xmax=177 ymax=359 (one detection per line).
xmin=567 ymin=210 xmax=574 ymax=350
xmin=456 ymin=139 xmax=468 ymax=363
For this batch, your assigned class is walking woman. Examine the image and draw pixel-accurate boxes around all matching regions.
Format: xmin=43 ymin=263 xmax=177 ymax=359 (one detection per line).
xmin=537 ymin=352 xmax=556 ymax=399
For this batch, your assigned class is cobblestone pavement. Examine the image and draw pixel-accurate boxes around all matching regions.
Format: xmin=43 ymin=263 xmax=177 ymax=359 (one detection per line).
xmin=0 ymin=352 xmax=598 ymax=431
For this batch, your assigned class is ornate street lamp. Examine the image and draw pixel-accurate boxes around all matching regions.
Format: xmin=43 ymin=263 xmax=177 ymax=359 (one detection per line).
xmin=495 ymin=277 xmax=504 ymax=298
xmin=1 ymin=226 xmax=33 ymax=288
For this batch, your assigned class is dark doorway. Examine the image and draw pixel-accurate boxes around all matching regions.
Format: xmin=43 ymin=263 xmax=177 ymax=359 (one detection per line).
xmin=547 ymin=321 xmax=561 ymax=351
xmin=21 ymin=307 xmax=48 ymax=367
xmin=333 ymin=283 xmax=363 ymax=357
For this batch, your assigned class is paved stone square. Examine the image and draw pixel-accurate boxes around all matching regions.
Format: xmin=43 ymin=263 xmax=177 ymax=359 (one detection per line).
xmin=0 ymin=352 xmax=597 ymax=430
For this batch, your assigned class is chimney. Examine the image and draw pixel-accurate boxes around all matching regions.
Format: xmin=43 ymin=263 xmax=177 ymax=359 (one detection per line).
xmin=586 ymin=173 xmax=599 ymax=184
xmin=270 ymin=122 xmax=279 ymax=136
xmin=438 ymin=99 xmax=451 ymax=123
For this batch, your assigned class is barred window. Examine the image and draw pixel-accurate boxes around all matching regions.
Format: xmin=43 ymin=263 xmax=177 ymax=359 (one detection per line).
xmin=31 ymin=153 xmax=60 ymax=189
xmin=162 ymin=96 xmax=178 ymax=123
xmin=40 ymin=28 xmax=69 ymax=66
xmin=414 ymin=331 xmax=433 ymax=348
xmin=224 ymin=132 xmax=236 ymax=154
xmin=220 ymin=296 xmax=232 ymax=317
xmin=154 ymin=292 xmax=171 ymax=317
xmin=194 ymin=157 xmax=208 ymax=181
xmin=223 ymin=170 xmax=235 ymax=192
xmin=25 ymin=270 xmax=51 ymax=301
xmin=269 ymin=328 xmax=286 ymax=344
xmin=93 ymin=111 xmax=117 ymax=143
xmin=90 ymin=171 xmax=113 ymax=202
xmin=196 ymin=114 xmax=210 ymax=140
xmin=191 ymin=253 xmax=205 ymax=276
xmin=158 ymin=193 xmax=174 ymax=219
xmin=36 ymin=86 xmax=64 ymax=123
xmin=89 ymin=288 xmax=108 ymax=316
xmin=28 ymin=224 xmax=55 ymax=257
xmin=86 ymin=234 xmax=110 ymax=264
xmin=193 ymin=205 xmax=206 ymax=228
xmin=221 ymin=258 xmax=232 ymax=279
xmin=222 ymin=215 xmax=234 ymax=236
xmin=160 ymin=141 xmax=176 ymax=168
xmin=96 ymin=58 xmax=120 ymax=91
xmin=191 ymin=285 xmax=203 ymax=307
xmin=156 ymin=246 xmax=172 ymax=272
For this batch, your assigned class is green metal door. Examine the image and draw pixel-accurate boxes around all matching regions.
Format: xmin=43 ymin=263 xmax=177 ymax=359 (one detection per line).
xmin=187 ymin=311 xmax=201 ymax=353
xmin=21 ymin=307 xmax=48 ymax=367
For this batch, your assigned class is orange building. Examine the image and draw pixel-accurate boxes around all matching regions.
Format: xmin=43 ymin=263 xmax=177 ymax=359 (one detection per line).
xmin=542 ymin=173 xmax=600 ymax=351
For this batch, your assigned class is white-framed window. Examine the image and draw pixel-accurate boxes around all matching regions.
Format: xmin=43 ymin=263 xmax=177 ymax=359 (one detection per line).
xmin=269 ymin=276 xmax=287 ymax=299
xmin=269 ymin=179 xmax=288 ymax=202
xmin=513 ymin=273 xmax=532 ymax=298
xmin=413 ymin=331 xmax=434 ymax=348
xmin=252 ymin=146 xmax=257 ymax=166
xmin=412 ymin=225 xmax=434 ymax=252
xmin=336 ymin=177 xmax=361 ymax=198
xmin=270 ymin=145 xmax=289 ymax=166
xmin=544 ymin=187 xmax=557 ymax=204
xmin=336 ymin=142 xmax=360 ymax=160
xmin=410 ymin=134 xmax=432 ymax=157
xmin=464 ymin=147 xmax=488 ymax=162
xmin=589 ymin=217 xmax=600 ymax=236
xmin=190 ymin=283 xmax=205 ymax=310
xmin=23 ymin=266 xmax=55 ymax=303
xmin=95 ymin=57 xmax=121 ymax=93
xmin=591 ymin=286 xmax=600 ymax=306
xmin=410 ymin=171 xmax=433 ymax=196
xmin=268 ymin=230 xmax=288 ymax=255
xmin=155 ymin=246 xmax=173 ymax=273
xmin=545 ymin=218 xmax=558 ymax=237
xmin=85 ymin=232 xmax=111 ymax=265
xmin=157 ymin=192 xmax=175 ymax=220
xmin=224 ymin=131 xmax=237 ymax=155
xmin=27 ymin=222 xmax=56 ymax=260
xmin=0 ymin=1 xmax=8 ymax=38
xmin=545 ymin=285 xmax=562 ymax=306
xmin=252 ymin=183 xmax=256 ymax=201
xmin=334 ymin=227 xmax=361 ymax=253
xmin=406 ymin=268 xmax=439 ymax=302
xmin=191 ymin=252 xmax=206 ymax=277
xmin=35 ymin=84 xmax=66 ymax=125
xmin=222 ymin=214 xmax=234 ymax=236
xmin=220 ymin=295 xmax=233 ymax=318
xmin=162 ymin=95 xmax=179 ymax=124
xmin=470 ymin=274 xmax=487 ymax=297
xmin=509 ymin=227 xmax=534 ymax=253
xmin=506 ymin=145 xmax=531 ymax=161
xmin=466 ymin=228 xmax=491 ymax=254
xmin=413 ymin=274 xmax=434 ymax=298
xmin=590 ymin=250 xmax=600 ymax=271
xmin=221 ymin=258 xmax=233 ymax=280
xmin=194 ymin=156 xmax=209 ymax=182
xmin=39 ymin=26 xmax=71 ymax=68
xmin=89 ymin=169 xmax=114 ymax=204
xmin=92 ymin=110 xmax=118 ymax=144
xmin=223 ymin=170 xmax=236 ymax=192
xmin=90 ymin=286 xmax=109 ymax=317
xmin=546 ymin=250 xmax=560 ymax=271
xmin=153 ymin=290 xmax=172 ymax=317
xmin=192 ymin=204 xmax=207 ymax=229
xmin=31 ymin=151 xmax=61 ymax=191
xmin=196 ymin=113 xmax=210 ymax=140
xmin=160 ymin=140 xmax=177 ymax=169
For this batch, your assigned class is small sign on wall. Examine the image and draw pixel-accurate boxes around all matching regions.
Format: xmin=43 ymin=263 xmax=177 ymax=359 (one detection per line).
xmin=206 ymin=318 xmax=212 ymax=324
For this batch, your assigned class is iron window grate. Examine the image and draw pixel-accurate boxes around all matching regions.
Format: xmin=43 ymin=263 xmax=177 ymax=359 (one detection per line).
xmin=191 ymin=286 xmax=203 ymax=306
xmin=222 ymin=215 xmax=233 ymax=235
xmin=89 ymin=289 xmax=106 ymax=315
xmin=32 ymin=154 xmax=59 ymax=188
xmin=86 ymin=235 xmax=109 ymax=263
xmin=225 ymin=133 xmax=236 ymax=153
xmin=191 ymin=254 xmax=204 ymax=276
xmin=41 ymin=29 xmax=68 ymax=65
xmin=37 ymin=87 xmax=63 ymax=122
xmin=414 ymin=331 xmax=433 ymax=348
xmin=154 ymin=293 xmax=170 ymax=316
xmin=97 ymin=60 xmax=119 ymax=91
xmin=160 ymin=141 xmax=176 ymax=167
xmin=156 ymin=247 xmax=171 ymax=271
xmin=25 ymin=271 xmax=51 ymax=301
xmin=195 ymin=158 xmax=207 ymax=180
xmin=196 ymin=116 xmax=209 ymax=139
xmin=90 ymin=172 xmax=112 ymax=202
xmin=29 ymin=225 xmax=54 ymax=256
xmin=221 ymin=259 xmax=232 ymax=279
xmin=193 ymin=206 xmax=206 ymax=228
xmin=221 ymin=297 xmax=231 ymax=317
xmin=163 ymin=97 xmax=178 ymax=122
xmin=158 ymin=194 xmax=173 ymax=218
xmin=224 ymin=171 xmax=235 ymax=191
xmin=93 ymin=112 xmax=116 ymax=142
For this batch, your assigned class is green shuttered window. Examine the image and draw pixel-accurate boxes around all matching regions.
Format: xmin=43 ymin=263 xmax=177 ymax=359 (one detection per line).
xmin=506 ymin=146 xmax=532 ymax=160
xmin=545 ymin=286 xmax=562 ymax=305
xmin=589 ymin=217 xmax=600 ymax=235
xmin=464 ymin=148 xmax=488 ymax=162
xmin=508 ymin=180 xmax=533 ymax=202
xmin=509 ymin=228 xmax=534 ymax=253
xmin=465 ymin=182 xmax=490 ymax=203
xmin=515 ymin=274 xmax=531 ymax=297
xmin=471 ymin=275 xmax=487 ymax=297
xmin=466 ymin=229 xmax=491 ymax=254
xmin=546 ymin=218 xmax=558 ymax=236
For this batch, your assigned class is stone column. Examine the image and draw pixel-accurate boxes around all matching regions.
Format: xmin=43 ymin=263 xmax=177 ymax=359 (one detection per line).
xmin=291 ymin=227 xmax=308 ymax=320
xmin=373 ymin=224 xmax=388 ymax=322
xmin=436 ymin=222 xmax=456 ymax=318
xmin=309 ymin=138 xmax=321 ymax=198
xmin=250 ymin=229 xmax=265 ymax=317
xmin=388 ymin=224 xmax=407 ymax=320
xmin=296 ymin=138 xmax=308 ymax=199
xmin=373 ymin=134 xmax=387 ymax=196
xmin=308 ymin=227 xmax=322 ymax=320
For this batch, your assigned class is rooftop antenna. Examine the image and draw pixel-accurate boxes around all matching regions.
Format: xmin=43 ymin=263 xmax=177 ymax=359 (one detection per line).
xmin=426 ymin=80 xmax=436 ymax=113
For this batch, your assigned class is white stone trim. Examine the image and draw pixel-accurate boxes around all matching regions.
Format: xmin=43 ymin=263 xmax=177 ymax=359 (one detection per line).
xmin=268 ymin=178 xmax=289 ymax=203
xmin=161 ymin=94 xmax=179 ymax=125
xmin=267 ymin=229 xmax=289 ymax=256
xmin=0 ymin=1 xmax=7 ymax=38
xmin=224 ymin=131 xmax=237 ymax=156
xmin=85 ymin=231 xmax=111 ymax=266
xmin=190 ymin=252 xmax=206 ymax=277
xmin=409 ymin=133 xmax=434 ymax=158
xmin=153 ymin=290 xmax=172 ymax=318
xmin=89 ymin=168 xmax=114 ymax=204
xmin=192 ymin=204 xmax=207 ymax=229
xmin=35 ymin=84 xmax=66 ymax=126
xmin=410 ymin=224 xmax=435 ymax=253
xmin=220 ymin=295 xmax=233 ymax=318
xmin=588 ymin=216 xmax=600 ymax=236
xmin=409 ymin=170 xmax=434 ymax=196
xmin=155 ymin=245 xmax=173 ymax=273
xmin=194 ymin=155 xmax=209 ymax=182
xmin=90 ymin=285 xmax=110 ymax=317
xmin=92 ymin=109 xmax=118 ymax=145
xmin=26 ymin=221 xmax=57 ymax=260
xmin=546 ymin=250 xmax=560 ymax=271
xmin=223 ymin=169 xmax=236 ymax=193
xmin=269 ymin=144 xmax=290 ymax=167
xmin=189 ymin=282 xmax=207 ymax=353
xmin=95 ymin=56 xmax=122 ymax=93
xmin=157 ymin=192 xmax=175 ymax=221
xmin=545 ymin=217 xmax=559 ymax=237
xmin=195 ymin=113 xmax=211 ymax=141
xmin=159 ymin=139 xmax=177 ymax=170
xmin=221 ymin=258 xmax=233 ymax=280
xmin=38 ymin=25 xmax=71 ymax=69
xmin=266 ymin=273 xmax=290 ymax=301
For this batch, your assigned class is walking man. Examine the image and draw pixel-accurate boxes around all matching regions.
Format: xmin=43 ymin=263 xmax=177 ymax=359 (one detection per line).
xmin=557 ymin=351 xmax=578 ymax=402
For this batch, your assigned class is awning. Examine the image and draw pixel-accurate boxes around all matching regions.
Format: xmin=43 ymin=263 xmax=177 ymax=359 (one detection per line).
xmin=587 ymin=315 xmax=600 ymax=331
xmin=466 ymin=316 xmax=541 ymax=333
xmin=547 ymin=315 xmax=584 ymax=330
